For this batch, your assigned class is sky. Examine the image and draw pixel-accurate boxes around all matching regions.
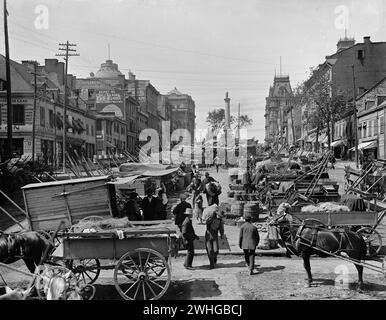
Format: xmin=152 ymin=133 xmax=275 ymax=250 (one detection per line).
xmin=1 ymin=0 xmax=386 ymax=142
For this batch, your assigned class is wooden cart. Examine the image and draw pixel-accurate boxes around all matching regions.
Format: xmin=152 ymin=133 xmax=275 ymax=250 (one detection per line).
xmin=54 ymin=222 xmax=179 ymax=300
xmin=21 ymin=176 xmax=115 ymax=231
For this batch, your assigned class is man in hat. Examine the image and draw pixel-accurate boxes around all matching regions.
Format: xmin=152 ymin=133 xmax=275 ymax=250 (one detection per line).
xmin=172 ymin=193 xmax=192 ymax=231
xmin=205 ymin=207 xmax=225 ymax=269
xmin=123 ymin=192 xmax=141 ymax=221
xmin=239 ymin=212 xmax=260 ymax=275
xmin=141 ymin=188 xmax=158 ymax=221
xmin=181 ymin=208 xmax=199 ymax=270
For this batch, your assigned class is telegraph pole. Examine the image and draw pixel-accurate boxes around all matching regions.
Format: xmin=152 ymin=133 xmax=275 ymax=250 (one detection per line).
xmin=3 ymin=0 xmax=13 ymax=160
xmin=56 ymin=41 xmax=79 ymax=172
xmin=352 ymin=65 xmax=359 ymax=169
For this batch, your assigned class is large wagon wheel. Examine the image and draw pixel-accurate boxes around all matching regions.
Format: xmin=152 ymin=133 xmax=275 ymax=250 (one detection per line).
xmin=357 ymin=227 xmax=382 ymax=258
xmin=66 ymin=259 xmax=101 ymax=285
xmin=35 ymin=265 xmax=78 ymax=300
xmin=114 ymin=248 xmax=171 ymax=300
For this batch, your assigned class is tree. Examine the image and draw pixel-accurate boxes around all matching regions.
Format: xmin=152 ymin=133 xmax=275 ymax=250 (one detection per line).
xmin=294 ymin=66 xmax=349 ymax=150
xmin=206 ymin=108 xmax=253 ymax=133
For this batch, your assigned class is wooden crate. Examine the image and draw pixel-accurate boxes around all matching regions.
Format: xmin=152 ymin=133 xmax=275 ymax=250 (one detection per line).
xmin=22 ymin=176 xmax=113 ymax=231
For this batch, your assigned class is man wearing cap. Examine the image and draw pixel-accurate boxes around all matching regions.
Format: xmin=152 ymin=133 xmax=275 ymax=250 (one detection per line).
xmin=172 ymin=193 xmax=192 ymax=231
xmin=182 ymin=208 xmax=200 ymax=270
xmin=205 ymin=207 xmax=225 ymax=269
xmin=239 ymin=212 xmax=260 ymax=275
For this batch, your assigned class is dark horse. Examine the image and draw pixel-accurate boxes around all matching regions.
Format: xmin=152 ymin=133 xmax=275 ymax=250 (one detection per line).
xmin=270 ymin=211 xmax=367 ymax=289
xmin=0 ymin=231 xmax=53 ymax=273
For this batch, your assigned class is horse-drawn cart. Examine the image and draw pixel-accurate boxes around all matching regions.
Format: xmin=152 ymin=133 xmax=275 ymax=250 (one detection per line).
xmin=18 ymin=176 xmax=180 ymax=300
xmin=53 ymin=222 xmax=179 ymax=300
xmin=278 ymin=206 xmax=386 ymax=258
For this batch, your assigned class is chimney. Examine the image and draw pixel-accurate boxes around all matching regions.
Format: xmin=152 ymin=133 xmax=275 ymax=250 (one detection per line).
xmin=363 ymin=36 xmax=371 ymax=47
xmin=336 ymin=37 xmax=355 ymax=52
xmin=128 ymin=70 xmax=136 ymax=81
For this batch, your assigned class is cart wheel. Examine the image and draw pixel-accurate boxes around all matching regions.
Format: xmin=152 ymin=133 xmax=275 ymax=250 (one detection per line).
xmin=357 ymin=227 xmax=382 ymax=258
xmin=114 ymin=248 xmax=171 ymax=300
xmin=66 ymin=259 xmax=101 ymax=285
xmin=35 ymin=265 xmax=78 ymax=300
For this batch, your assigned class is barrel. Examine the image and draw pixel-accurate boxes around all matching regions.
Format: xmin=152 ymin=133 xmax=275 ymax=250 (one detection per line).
xmin=231 ymin=201 xmax=244 ymax=217
xmin=227 ymin=191 xmax=235 ymax=198
xmin=244 ymin=202 xmax=259 ymax=221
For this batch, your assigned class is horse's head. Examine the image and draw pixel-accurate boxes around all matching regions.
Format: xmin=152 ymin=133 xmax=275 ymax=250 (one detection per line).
xmin=268 ymin=211 xmax=291 ymax=227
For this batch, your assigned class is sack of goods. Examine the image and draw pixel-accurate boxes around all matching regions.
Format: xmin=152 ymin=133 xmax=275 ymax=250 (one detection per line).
xmin=206 ymin=182 xmax=222 ymax=196
xmin=202 ymin=204 xmax=218 ymax=222
xmin=301 ymin=202 xmax=350 ymax=214
xmin=257 ymin=231 xmax=271 ymax=250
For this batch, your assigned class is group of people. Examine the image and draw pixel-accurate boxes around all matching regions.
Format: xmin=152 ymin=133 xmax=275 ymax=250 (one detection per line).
xmin=123 ymin=185 xmax=169 ymax=221
xmin=172 ymin=191 xmax=260 ymax=275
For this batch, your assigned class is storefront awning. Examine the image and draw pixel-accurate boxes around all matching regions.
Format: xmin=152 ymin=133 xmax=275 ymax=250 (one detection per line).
xmin=349 ymin=140 xmax=377 ymax=152
xmin=331 ymin=140 xmax=344 ymax=148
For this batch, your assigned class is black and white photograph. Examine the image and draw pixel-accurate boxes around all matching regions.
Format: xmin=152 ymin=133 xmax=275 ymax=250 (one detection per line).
xmin=0 ymin=0 xmax=386 ymax=308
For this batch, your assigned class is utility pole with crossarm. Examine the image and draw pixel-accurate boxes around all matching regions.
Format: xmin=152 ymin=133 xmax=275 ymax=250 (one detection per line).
xmin=56 ymin=41 xmax=79 ymax=172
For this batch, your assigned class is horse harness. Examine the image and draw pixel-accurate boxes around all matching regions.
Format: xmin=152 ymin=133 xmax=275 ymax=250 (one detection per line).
xmin=293 ymin=220 xmax=354 ymax=254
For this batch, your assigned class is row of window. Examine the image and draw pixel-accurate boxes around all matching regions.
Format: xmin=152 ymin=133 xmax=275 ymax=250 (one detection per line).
xmin=358 ymin=116 xmax=385 ymax=139
xmin=97 ymin=120 xmax=126 ymax=136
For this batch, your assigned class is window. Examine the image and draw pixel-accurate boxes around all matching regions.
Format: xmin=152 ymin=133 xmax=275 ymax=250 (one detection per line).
xmin=374 ymin=119 xmax=378 ymax=136
xmin=358 ymin=125 xmax=362 ymax=139
xmin=377 ymin=96 xmax=386 ymax=106
xmin=96 ymin=120 xmax=102 ymax=131
xmin=363 ymin=122 xmax=367 ymax=138
xmin=365 ymin=101 xmax=375 ymax=110
xmin=381 ymin=116 xmax=385 ymax=134
xmin=86 ymin=124 xmax=89 ymax=135
xmin=357 ymin=50 xmax=365 ymax=59
xmin=40 ymin=107 xmax=45 ymax=127
xmin=49 ymin=110 xmax=54 ymax=128
xmin=13 ymin=104 xmax=25 ymax=125
xmin=368 ymin=120 xmax=372 ymax=137
xmin=91 ymin=125 xmax=94 ymax=136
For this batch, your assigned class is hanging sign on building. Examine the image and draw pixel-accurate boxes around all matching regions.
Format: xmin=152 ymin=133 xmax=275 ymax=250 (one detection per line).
xmin=96 ymin=90 xmax=123 ymax=104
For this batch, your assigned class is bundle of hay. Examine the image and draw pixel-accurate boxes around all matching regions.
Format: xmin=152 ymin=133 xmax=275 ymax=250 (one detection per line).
xmin=301 ymin=202 xmax=350 ymax=214
xmin=72 ymin=217 xmax=133 ymax=233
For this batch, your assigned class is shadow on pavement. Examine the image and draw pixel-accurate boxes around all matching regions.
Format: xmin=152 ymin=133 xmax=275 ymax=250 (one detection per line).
xmin=254 ymin=265 xmax=286 ymax=274
xmin=91 ymin=279 xmax=221 ymax=300
xmin=167 ymin=279 xmax=221 ymax=299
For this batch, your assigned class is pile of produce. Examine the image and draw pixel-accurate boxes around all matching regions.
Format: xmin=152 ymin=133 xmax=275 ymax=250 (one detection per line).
xmin=301 ymin=202 xmax=350 ymax=214
xmin=71 ymin=217 xmax=134 ymax=233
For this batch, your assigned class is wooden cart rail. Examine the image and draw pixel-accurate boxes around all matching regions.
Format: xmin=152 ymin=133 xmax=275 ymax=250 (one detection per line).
xmin=292 ymin=211 xmax=378 ymax=227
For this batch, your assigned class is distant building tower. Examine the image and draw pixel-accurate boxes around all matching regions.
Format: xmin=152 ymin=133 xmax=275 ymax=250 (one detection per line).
xmin=166 ymin=87 xmax=196 ymax=145
xmin=264 ymin=75 xmax=293 ymax=145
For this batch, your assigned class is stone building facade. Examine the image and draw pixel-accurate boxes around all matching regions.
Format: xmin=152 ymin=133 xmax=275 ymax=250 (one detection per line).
xmin=264 ymin=75 xmax=293 ymax=145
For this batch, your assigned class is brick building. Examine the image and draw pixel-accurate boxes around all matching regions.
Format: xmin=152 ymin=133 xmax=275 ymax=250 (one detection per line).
xmin=0 ymin=56 xmax=96 ymax=164
xmin=166 ymin=87 xmax=196 ymax=146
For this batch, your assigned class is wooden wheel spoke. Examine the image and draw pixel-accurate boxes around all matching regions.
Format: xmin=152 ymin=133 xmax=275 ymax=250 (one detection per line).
xmin=145 ymin=280 xmax=157 ymax=297
xmin=133 ymin=280 xmax=141 ymax=300
xmin=124 ymin=279 xmax=140 ymax=295
xmin=142 ymin=281 xmax=146 ymax=300
xmin=148 ymin=278 xmax=166 ymax=290
xmin=138 ymin=251 xmax=143 ymax=271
